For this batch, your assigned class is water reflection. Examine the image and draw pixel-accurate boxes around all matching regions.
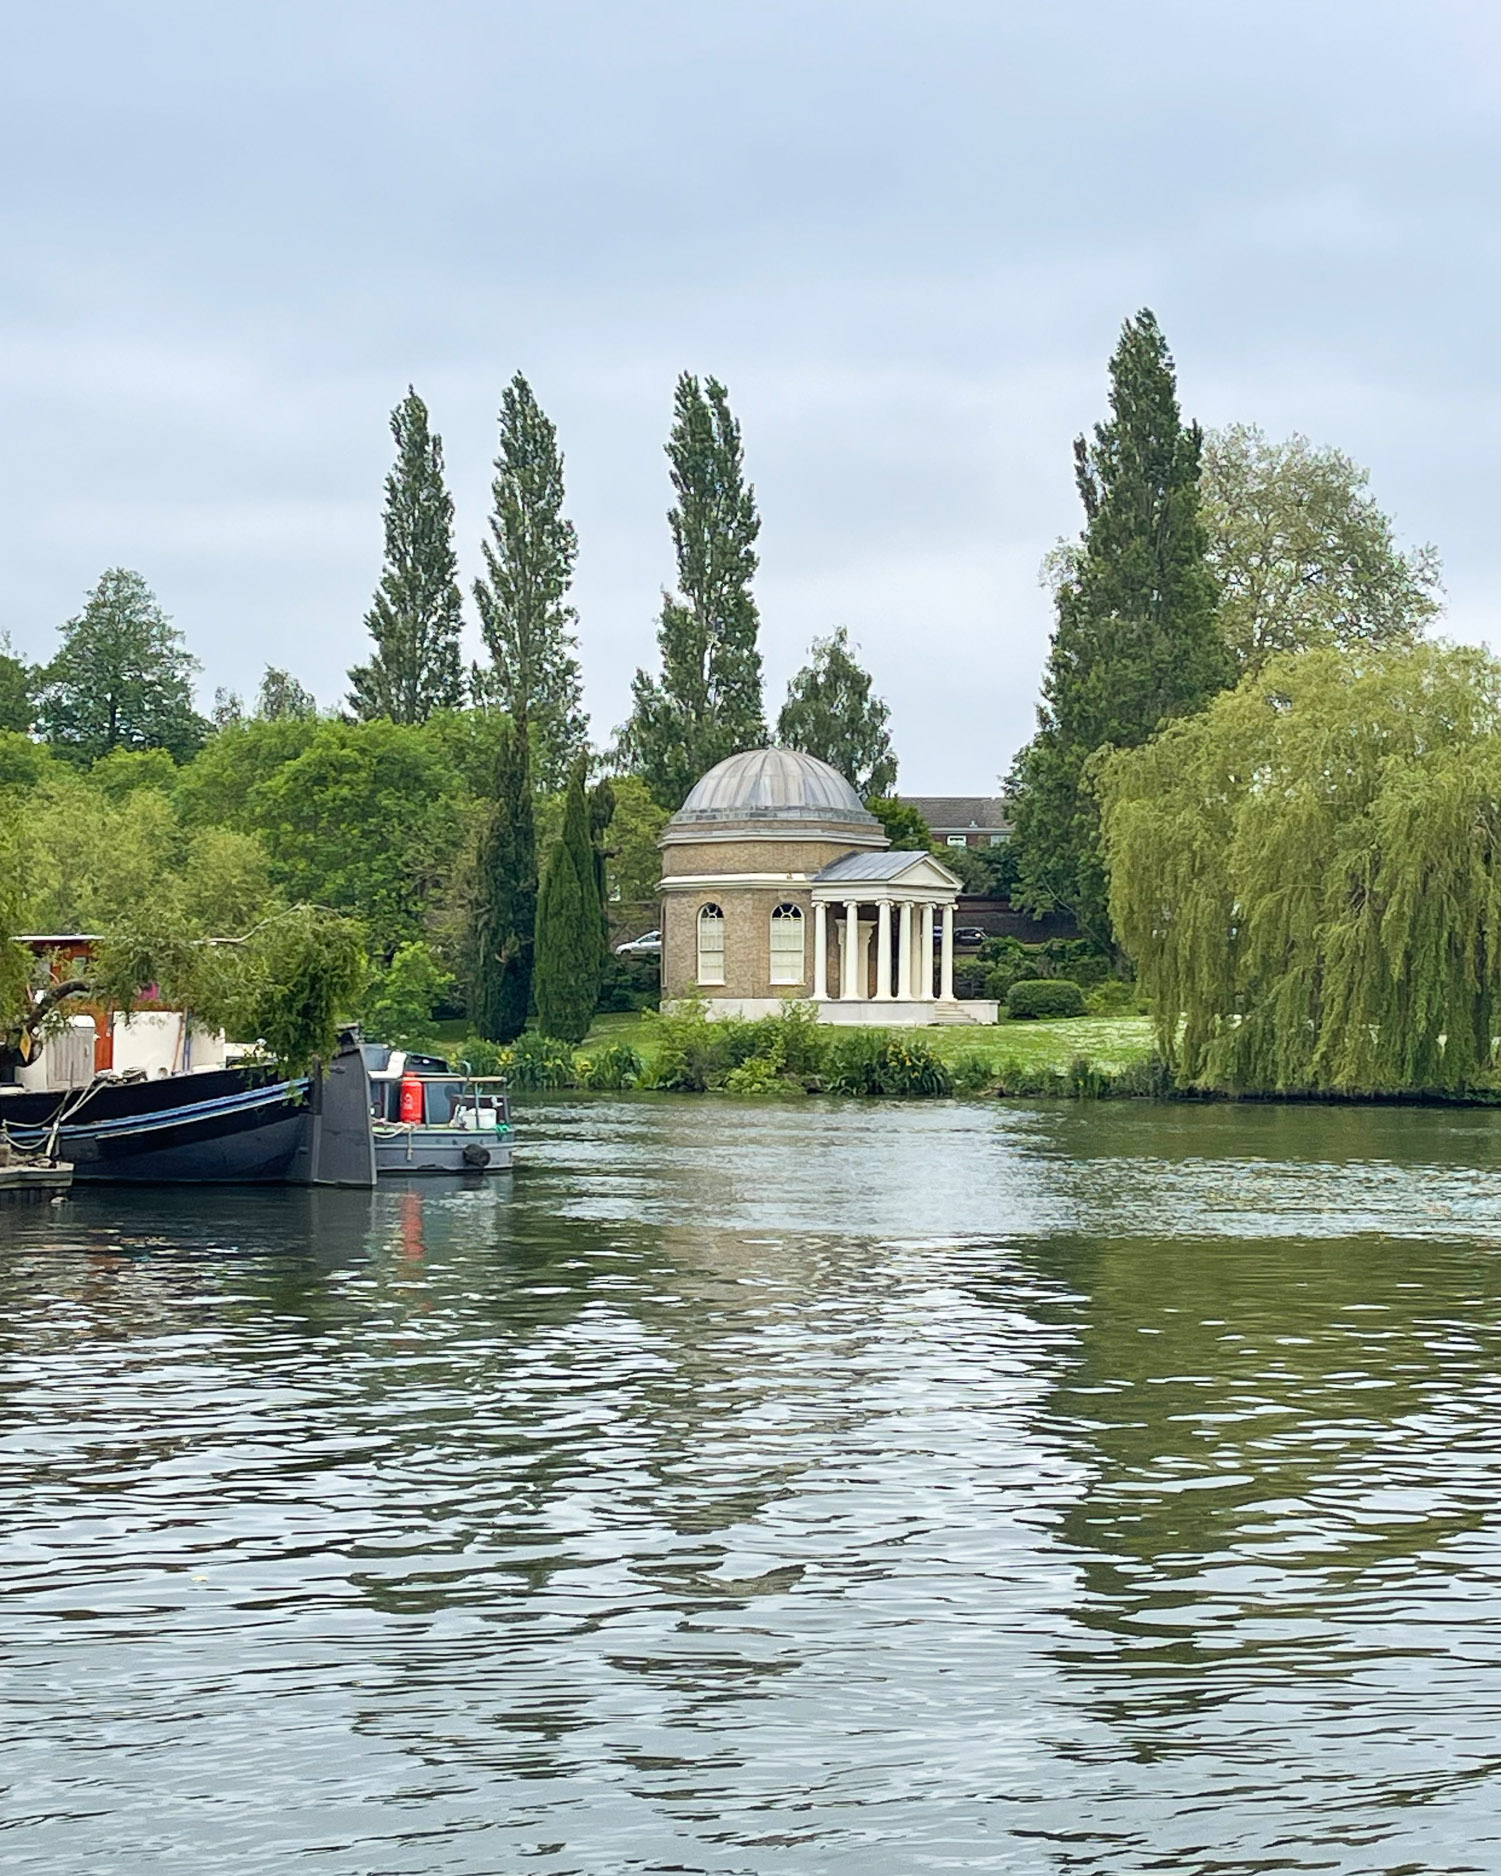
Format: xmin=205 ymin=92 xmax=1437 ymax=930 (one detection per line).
xmin=3 ymin=1099 xmax=1501 ymax=1872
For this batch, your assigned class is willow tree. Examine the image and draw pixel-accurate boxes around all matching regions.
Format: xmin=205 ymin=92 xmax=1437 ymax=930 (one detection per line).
xmin=1098 ymin=642 xmax=1501 ymax=1094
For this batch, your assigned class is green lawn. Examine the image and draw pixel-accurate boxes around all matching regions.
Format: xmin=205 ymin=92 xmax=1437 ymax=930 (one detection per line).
xmin=429 ymin=1008 xmax=1157 ymax=1083
xmin=578 ymin=1008 xmax=1155 ymax=1074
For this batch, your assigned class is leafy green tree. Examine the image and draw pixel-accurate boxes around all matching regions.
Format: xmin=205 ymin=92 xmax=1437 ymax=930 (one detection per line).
xmin=0 ymin=733 xmax=50 ymax=791
xmin=37 ymin=568 xmax=207 ymax=763
xmin=619 ymin=373 xmax=765 ymax=807
xmin=777 ymin=627 xmax=897 ymax=797
xmin=866 ymin=796 xmax=931 ymax=850
xmin=348 ymin=388 xmax=466 ymax=724
xmin=256 ymin=667 xmax=318 ymax=720
xmin=470 ymin=717 xmax=536 ymax=1043
xmin=172 ymin=716 xmax=321 ymax=828
xmin=471 ymin=374 xmax=586 ymax=790
xmin=0 ymin=635 xmax=36 ymax=733
xmin=250 ymin=719 xmax=464 ymax=946
xmin=363 ymin=940 xmax=451 ymax=1052
xmin=89 ymin=747 xmax=179 ymax=801
xmin=598 ymin=773 xmax=669 ymax=904
xmin=1008 ymin=312 xmax=1230 ymax=946
xmin=1099 ymin=642 xmax=1501 ymax=1094
xmin=1200 ymin=425 xmax=1442 ymax=675
xmin=533 ymin=760 xmax=601 ymax=1042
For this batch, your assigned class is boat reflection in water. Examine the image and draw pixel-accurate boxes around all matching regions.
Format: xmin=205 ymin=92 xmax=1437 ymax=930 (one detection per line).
xmin=363 ymin=1043 xmax=515 ymax=1178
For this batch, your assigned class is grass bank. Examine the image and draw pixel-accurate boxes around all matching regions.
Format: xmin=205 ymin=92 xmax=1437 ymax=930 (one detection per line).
xmin=432 ymin=1006 xmax=1160 ymax=1099
xmin=580 ymin=1010 xmax=1155 ymax=1075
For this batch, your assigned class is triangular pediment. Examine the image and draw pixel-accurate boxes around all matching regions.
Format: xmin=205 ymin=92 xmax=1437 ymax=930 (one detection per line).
xmin=812 ymin=849 xmax=963 ymax=891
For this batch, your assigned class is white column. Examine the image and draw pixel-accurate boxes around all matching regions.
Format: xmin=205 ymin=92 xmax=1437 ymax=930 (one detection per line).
xmin=813 ymin=901 xmax=828 ymax=1000
xmin=897 ymin=901 xmax=913 ymax=1001
xmin=843 ymin=900 xmax=862 ymax=999
xmin=940 ymin=902 xmax=955 ymax=1001
xmin=920 ymin=903 xmax=936 ymax=999
xmin=875 ymin=899 xmax=892 ymax=999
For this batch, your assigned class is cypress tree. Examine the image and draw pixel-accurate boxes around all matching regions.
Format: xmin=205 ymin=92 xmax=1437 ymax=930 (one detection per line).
xmin=348 ymin=388 xmax=466 ymax=724
xmin=588 ymin=775 xmax=616 ymax=965
xmin=470 ymin=718 xmax=536 ymax=1043
xmin=1008 ymin=310 xmax=1231 ymax=946
xmin=533 ymin=760 xmax=601 ymax=1043
xmin=777 ymin=627 xmax=897 ymax=797
xmin=472 ymin=374 xmax=587 ymax=790
xmin=618 ymin=373 xmax=765 ymax=808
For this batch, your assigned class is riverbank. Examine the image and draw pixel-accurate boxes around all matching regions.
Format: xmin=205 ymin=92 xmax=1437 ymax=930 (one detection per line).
xmin=441 ymin=1006 xmax=1162 ymax=1098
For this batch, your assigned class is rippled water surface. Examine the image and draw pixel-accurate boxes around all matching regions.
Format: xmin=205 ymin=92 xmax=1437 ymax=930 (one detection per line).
xmin=6 ymin=1096 xmax=1501 ymax=1874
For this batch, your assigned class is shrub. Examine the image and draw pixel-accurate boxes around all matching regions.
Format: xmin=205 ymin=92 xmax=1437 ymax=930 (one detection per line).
xmin=825 ymin=1028 xmax=952 ymax=1097
xmin=952 ymin=957 xmax=990 ymax=999
xmin=823 ymin=1027 xmax=889 ymax=1096
xmin=949 ymin=1050 xmax=994 ymax=1095
xmin=1084 ymin=976 xmax=1140 ymax=1016
xmin=644 ymin=1003 xmax=732 ymax=1091
xmin=1066 ymin=1053 xmax=1110 ymax=1099
xmin=1039 ymin=938 xmax=1113 ymax=989
xmin=575 ymin=1042 xmax=644 ymax=1091
xmin=759 ymin=1001 xmax=828 ymax=1078
xmin=991 ymin=1055 xmax=1068 ymax=1097
xmin=507 ymin=1030 xmax=577 ymax=1089
xmin=596 ymin=953 xmax=658 ymax=1014
xmin=723 ymin=1046 xmax=787 ymax=1094
xmin=1007 ymin=978 xmax=1085 ymax=1019
xmin=458 ymin=1036 xmax=510 ymax=1077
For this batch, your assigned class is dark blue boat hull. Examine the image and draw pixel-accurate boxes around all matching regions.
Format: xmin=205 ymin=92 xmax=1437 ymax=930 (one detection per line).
xmin=1 ymin=1075 xmax=308 ymax=1183
xmin=0 ymin=1036 xmax=376 ymax=1187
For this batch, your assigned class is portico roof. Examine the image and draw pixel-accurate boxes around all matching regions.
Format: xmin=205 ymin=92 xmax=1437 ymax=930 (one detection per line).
xmin=813 ymin=850 xmax=962 ymax=890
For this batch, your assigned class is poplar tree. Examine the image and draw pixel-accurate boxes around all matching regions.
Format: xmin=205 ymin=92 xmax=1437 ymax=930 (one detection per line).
xmin=533 ymin=760 xmax=601 ymax=1043
xmin=777 ymin=627 xmax=897 ymax=797
xmin=348 ymin=388 xmax=466 ymax=724
xmin=472 ymin=374 xmax=587 ymax=790
xmin=1008 ymin=311 xmax=1231 ymax=945
xmin=470 ymin=717 xmax=536 ymax=1043
xmin=619 ymin=373 xmax=765 ymax=808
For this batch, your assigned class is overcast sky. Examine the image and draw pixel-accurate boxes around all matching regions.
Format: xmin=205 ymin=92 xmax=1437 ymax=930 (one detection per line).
xmin=3 ymin=1 xmax=1496 ymax=790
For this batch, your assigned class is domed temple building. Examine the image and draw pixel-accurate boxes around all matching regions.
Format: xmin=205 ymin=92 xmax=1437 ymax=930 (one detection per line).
xmin=658 ymin=748 xmax=999 ymax=1025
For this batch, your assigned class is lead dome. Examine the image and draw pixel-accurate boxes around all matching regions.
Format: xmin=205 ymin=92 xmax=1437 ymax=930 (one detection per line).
xmin=668 ymin=747 xmax=880 ymax=827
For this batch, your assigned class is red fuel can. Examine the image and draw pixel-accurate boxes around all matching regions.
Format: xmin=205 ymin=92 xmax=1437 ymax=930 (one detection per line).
xmin=398 ymin=1076 xmax=425 ymax=1124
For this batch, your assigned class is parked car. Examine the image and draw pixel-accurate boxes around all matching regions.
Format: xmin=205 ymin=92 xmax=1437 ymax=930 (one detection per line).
xmin=954 ymin=926 xmax=988 ymax=948
xmin=615 ymin=928 xmax=662 ymax=956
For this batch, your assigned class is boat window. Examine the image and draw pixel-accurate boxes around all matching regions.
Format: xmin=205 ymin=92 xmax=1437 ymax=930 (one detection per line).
xmin=769 ymin=902 xmax=804 ymax=985
xmin=423 ymin=1079 xmax=465 ymax=1124
xmin=697 ymin=904 xmax=726 ymax=985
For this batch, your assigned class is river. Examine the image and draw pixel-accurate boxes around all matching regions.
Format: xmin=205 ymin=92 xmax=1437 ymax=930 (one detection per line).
xmin=4 ymin=1096 xmax=1501 ymax=1874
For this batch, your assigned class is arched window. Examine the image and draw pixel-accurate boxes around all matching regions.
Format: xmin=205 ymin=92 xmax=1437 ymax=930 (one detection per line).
xmin=697 ymin=903 xmax=726 ymax=985
xmin=769 ymin=902 xmax=805 ymax=986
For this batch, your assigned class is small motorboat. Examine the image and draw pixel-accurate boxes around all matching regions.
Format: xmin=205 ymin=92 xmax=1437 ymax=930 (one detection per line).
xmin=363 ymin=1045 xmax=515 ymax=1177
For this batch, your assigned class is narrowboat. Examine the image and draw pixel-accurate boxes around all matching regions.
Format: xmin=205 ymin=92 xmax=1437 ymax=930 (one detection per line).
xmin=364 ymin=1045 xmax=515 ymax=1177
